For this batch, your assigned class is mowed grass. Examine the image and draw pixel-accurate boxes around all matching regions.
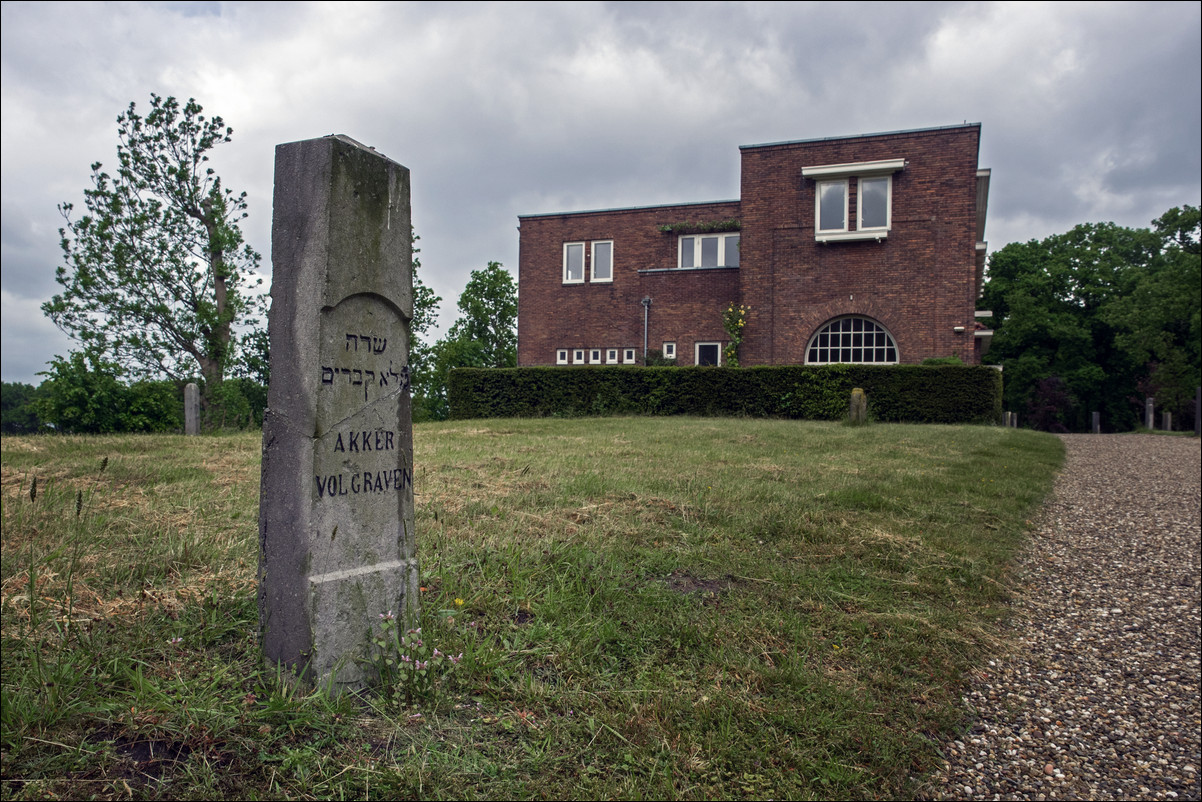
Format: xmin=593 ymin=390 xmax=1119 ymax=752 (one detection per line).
xmin=1 ymin=418 xmax=1063 ymax=800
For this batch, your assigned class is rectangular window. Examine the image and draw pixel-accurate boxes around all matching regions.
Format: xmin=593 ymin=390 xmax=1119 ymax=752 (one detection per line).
xmin=663 ymin=342 xmax=676 ymax=359
xmin=804 ymin=159 xmax=903 ymax=241
xmin=589 ymin=348 xmax=602 ymax=364
xmin=623 ymin=348 xmax=636 ymax=364
xmin=606 ymin=348 xmax=618 ymax=364
xmin=678 ymin=233 xmax=740 ymax=268
xmin=591 ymin=241 xmax=613 ymax=282
xmin=563 ymin=242 xmax=584 ymax=283
xmin=573 ymin=348 xmax=585 ymax=364
xmin=695 ymin=342 xmax=721 ymax=366
xmin=817 ymin=180 xmax=848 ymax=232
xmin=859 ymin=176 xmax=890 ymax=230
xmin=556 ymin=349 xmax=568 ymax=365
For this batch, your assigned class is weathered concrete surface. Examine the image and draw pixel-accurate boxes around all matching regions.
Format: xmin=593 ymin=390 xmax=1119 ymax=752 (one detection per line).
xmin=259 ymin=135 xmax=417 ymax=689
xmin=184 ymin=382 xmax=200 ymax=435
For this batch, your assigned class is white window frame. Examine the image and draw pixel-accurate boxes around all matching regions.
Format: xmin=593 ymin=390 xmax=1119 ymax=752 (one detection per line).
xmin=622 ymin=348 xmax=636 ymax=364
xmin=802 ymin=159 xmax=905 ymax=242
xmin=589 ymin=348 xmax=602 ymax=364
xmin=695 ymin=342 xmax=722 ymax=366
xmin=591 ymin=240 xmax=613 ymax=283
xmin=816 ymin=179 xmax=848 ymax=235
xmin=663 ymin=342 xmax=676 ymax=360
xmin=563 ymin=242 xmax=585 ymax=284
xmin=677 ymin=233 xmax=740 ymax=269
xmin=556 ymin=349 xmax=569 ymax=365
xmin=605 ymin=348 xmax=619 ymax=364
xmin=858 ymin=175 xmax=891 ymax=232
xmin=805 ymin=316 xmax=899 ymax=364
xmin=573 ymin=348 xmax=586 ymax=364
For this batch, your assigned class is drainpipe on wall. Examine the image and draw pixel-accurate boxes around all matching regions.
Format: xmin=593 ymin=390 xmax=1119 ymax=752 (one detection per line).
xmin=641 ymin=296 xmax=652 ymax=361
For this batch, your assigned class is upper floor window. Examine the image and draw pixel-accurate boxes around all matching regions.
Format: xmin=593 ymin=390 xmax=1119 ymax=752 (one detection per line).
xmin=817 ymin=180 xmax=848 ymax=233
xmin=591 ymin=241 xmax=613 ymax=282
xmin=802 ymin=158 xmax=905 ymax=242
xmin=859 ymin=176 xmax=891 ymax=230
xmin=564 ymin=242 xmax=585 ymax=283
xmin=678 ymin=233 xmax=740 ymax=268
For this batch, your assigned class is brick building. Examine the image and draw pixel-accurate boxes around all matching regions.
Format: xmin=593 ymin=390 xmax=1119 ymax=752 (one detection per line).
xmin=516 ymin=124 xmax=991 ymax=368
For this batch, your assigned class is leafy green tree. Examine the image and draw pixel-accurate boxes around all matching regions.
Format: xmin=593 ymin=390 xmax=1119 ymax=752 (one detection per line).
xmin=36 ymin=350 xmax=133 ymax=434
xmin=420 ymin=261 xmax=517 ymax=420
xmin=1103 ymin=206 xmax=1201 ymax=422
xmin=408 ymin=230 xmax=444 ymax=422
xmin=982 ymin=208 xmax=1201 ymax=431
xmin=43 ymin=94 xmax=264 ymax=412
xmin=445 ymin=261 xmax=518 ymax=369
xmin=1 ymin=382 xmax=44 ymax=434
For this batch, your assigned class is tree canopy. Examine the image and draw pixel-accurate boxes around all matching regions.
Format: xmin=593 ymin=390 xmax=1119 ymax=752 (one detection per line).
xmin=418 ymin=261 xmax=518 ymax=420
xmin=981 ymin=206 xmax=1200 ymax=431
xmin=43 ymin=94 xmax=264 ymax=399
xmin=445 ymin=260 xmax=519 ymax=369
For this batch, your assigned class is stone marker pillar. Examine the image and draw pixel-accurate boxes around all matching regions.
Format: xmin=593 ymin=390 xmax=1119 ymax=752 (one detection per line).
xmin=848 ymin=388 xmax=867 ymax=425
xmin=185 ymin=383 xmax=200 ymax=435
xmin=1092 ymin=411 xmax=1101 ymax=434
xmin=1162 ymin=411 xmax=1172 ymax=432
xmin=1145 ymin=397 xmax=1155 ymax=430
xmin=259 ymin=135 xmax=417 ymax=689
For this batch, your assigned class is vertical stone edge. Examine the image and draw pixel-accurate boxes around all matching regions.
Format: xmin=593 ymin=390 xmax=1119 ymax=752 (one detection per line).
xmin=259 ymin=138 xmax=334 ymax=678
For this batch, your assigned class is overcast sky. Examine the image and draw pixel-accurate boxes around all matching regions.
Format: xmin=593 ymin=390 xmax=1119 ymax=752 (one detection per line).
xmin=2 ymin=1 xmax=1199 ymax=385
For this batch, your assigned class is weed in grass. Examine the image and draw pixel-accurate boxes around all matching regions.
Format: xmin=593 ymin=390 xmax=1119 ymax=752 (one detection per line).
xmin=365 ymin=612 xmax=462 ymax=707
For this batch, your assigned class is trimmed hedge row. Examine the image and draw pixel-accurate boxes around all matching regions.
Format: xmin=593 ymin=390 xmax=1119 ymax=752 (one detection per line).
xmin=448 ymin=364 xmax=1002 ymax=424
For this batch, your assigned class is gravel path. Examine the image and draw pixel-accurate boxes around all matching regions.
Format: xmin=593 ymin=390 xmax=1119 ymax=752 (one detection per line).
xmin=921 ymin=434 xmax=1201 ymax=801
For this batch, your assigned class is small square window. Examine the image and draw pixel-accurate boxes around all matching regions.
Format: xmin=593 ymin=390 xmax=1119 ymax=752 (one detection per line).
xmin=592 ymin=241 xmax=613 ymax=282
xmin=663 ymin=342 xmax=676 ymax=359
xmin=563 ymin=242 xmax=584 ymax=283
xmin=573 ymin=348 xmax=585 ymax=364
xmin=695 ymin=342 xmax=721 ymax=366
xmin=605 ymin=348 xmax=619 ymax=364
xmin=556 ymin=349 xmax=568 ymax=365
xmin=623 ymin=348 xmax=636 ymax=364
xmin=589 ymin=349 xmax=602 ymax=364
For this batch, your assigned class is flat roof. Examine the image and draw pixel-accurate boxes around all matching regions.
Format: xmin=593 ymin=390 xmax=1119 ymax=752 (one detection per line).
xmin=519 ymin=197 xmax=740 ymax=221
xmin=740 ymin=122 xmax=981 ymax=151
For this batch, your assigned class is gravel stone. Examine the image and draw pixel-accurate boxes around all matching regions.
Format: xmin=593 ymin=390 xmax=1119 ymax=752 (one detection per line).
xmin=918 ymin=434 xmax=1201 ymax=801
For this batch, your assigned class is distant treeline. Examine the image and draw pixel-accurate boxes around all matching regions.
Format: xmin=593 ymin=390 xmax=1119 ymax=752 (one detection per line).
xmin=2 ymin=354 xmax=265 ymax=434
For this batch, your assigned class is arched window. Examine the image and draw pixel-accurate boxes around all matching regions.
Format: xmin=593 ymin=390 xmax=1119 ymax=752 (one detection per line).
xmin=806 ymin=317 xmax=898 ymax=364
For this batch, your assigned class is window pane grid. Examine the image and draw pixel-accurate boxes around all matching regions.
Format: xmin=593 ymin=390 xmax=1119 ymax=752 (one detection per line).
xmin=807 ymin=318 xmax=897 ymax=364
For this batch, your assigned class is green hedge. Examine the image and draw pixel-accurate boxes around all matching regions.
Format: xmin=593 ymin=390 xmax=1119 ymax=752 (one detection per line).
xmin=448 ymin=364 xmax=1002 ymax=424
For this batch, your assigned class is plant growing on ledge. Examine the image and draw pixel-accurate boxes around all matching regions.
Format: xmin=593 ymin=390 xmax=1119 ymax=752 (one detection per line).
xmin=722 ymin=303 xmax=749 ymax=366
xmin=656 ymin=219 xmax=742 ymax=235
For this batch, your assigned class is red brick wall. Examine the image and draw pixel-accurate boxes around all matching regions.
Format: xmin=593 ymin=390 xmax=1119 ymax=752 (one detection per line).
xmin=518 ymin=125 xmax=985 ymax=367
xmin=738 ymin=125 xmax=983 ymax=365
xmin=518 ymin=201 xmax=742 ymax=366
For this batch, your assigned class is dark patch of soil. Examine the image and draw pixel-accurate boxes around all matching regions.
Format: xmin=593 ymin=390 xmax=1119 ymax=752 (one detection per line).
xmin=662 ymin=570 xmax=733 ymax=603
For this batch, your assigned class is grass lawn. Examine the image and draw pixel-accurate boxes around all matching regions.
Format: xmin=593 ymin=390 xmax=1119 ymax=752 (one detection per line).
xmin=1 ymin=417 xmax=1062 ymax=800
